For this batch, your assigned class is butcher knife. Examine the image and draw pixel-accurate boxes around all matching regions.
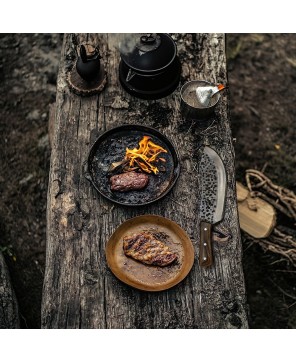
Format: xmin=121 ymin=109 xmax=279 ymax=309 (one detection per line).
xmin=198 ymin=146 xmax=227 ymax=267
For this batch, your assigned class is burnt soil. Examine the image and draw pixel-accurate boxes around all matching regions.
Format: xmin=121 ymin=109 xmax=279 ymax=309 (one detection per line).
xmin=0 ymin=34 xmax=296 ymax=328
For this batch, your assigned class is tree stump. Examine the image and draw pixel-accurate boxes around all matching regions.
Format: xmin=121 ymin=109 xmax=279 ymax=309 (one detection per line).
xmin=0 ymin=252 xmax=20 ymax=328
xmin=42 ymin=34 xmax=249 ymax=328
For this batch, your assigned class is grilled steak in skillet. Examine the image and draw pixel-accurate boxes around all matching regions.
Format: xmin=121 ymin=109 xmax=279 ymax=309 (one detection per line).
xmin=123 ymin=231 xmax=178 ymax=266
xmin=110 ymin=172 xmax=149 ymax=192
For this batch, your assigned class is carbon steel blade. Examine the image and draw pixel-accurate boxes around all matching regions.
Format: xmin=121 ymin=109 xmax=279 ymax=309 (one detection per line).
xmin=199 ymin=146 xmax=227 ymax=224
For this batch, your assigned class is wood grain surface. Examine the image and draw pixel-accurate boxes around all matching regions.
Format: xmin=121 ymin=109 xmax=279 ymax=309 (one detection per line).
xmin=41 ymin=33 xmax=249 ymax=328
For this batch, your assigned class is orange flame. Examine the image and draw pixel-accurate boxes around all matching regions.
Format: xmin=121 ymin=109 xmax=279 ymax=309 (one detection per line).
xmin=125 ymin=136 xmax=167 ymax=174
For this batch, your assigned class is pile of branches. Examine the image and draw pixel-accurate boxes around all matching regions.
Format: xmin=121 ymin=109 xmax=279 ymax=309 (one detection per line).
xmin=245 ymin=169 xmax=296 ymax=266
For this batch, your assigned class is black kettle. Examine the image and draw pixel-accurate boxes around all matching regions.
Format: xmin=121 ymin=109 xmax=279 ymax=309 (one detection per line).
xmin=119 ymin=33 xmax=181 ymax=100
xmin=76 ymin=44 xmax=101 ymax=82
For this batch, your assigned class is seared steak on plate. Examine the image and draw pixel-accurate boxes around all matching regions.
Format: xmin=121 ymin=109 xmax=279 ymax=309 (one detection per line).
xmin=123 ymin=231 xmax=177 ymax=266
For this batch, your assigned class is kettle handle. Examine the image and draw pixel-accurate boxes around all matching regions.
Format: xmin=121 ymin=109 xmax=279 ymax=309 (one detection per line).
xmin=140 ymin=34 xmax=156 ymax=44
xmin=80 ymin=45 xmax=88 ymax=63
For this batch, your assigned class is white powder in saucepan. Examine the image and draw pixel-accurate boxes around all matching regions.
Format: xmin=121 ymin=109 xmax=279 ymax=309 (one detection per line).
xmin=185 ymin=88 xmax=217 ymax=108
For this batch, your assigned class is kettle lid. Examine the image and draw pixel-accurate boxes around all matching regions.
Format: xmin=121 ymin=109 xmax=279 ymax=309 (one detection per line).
xmin=119 ymin=33 xmax=177 ymax=73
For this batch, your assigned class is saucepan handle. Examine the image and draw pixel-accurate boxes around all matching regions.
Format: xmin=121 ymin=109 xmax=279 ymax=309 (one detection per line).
xmin=199 ymin=221 xmax=213 ymax=267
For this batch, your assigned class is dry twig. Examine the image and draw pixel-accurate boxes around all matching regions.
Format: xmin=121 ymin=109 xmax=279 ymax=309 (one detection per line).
xmin=244 ymin=169 xmax=296 ymax=267
xmin=246 ymin=169 xmax=296 ymax=220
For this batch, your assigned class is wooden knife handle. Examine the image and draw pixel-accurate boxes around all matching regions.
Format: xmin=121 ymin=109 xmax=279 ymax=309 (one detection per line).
xmin=199 ymin=221 xmax=213 ymax=267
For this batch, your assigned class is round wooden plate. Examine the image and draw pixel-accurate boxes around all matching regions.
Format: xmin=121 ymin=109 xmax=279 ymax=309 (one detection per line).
xmin=106 ymin=215 xmax=195 ymax=292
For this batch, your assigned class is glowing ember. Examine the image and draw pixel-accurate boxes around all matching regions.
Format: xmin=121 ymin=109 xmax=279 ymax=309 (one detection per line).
xmin=125 ymin=136 xmax=167 ymax=174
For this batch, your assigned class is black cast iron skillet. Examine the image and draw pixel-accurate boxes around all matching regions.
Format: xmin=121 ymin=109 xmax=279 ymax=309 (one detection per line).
xmin=85 ymin=124 xmax=180 ymax=206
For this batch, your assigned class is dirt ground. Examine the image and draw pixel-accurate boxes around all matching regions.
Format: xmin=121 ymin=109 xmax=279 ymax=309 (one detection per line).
xmin=0 ymin=34 xmax=295 ymax=328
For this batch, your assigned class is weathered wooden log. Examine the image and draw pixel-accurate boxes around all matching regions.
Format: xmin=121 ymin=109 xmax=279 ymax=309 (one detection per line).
xmin=0 ymin=251 xmax=20 ymax=328
xmin=48 ymin=102 xmax=56 ymax=149
xmin=42 ymin=33 xmax=249 ymax=328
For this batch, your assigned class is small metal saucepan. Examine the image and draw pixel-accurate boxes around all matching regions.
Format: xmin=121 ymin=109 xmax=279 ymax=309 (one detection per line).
xmin=180 ymin=80 xmax=222 ymax=121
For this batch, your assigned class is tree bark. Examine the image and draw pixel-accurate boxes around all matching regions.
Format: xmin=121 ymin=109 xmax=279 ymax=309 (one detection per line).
xmin=0 ymin=252 xmax=20 ymax=328
xmin=42 ymin=33 xmax=249 ymax=328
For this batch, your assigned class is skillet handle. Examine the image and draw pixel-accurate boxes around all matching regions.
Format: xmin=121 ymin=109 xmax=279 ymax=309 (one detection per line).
xmin=199 ymin=221 xmax=213 ymax=267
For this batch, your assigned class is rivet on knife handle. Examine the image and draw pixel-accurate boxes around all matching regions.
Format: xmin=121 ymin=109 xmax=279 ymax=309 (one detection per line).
xmin=199 ymin=221 xmax=213 ymax=267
